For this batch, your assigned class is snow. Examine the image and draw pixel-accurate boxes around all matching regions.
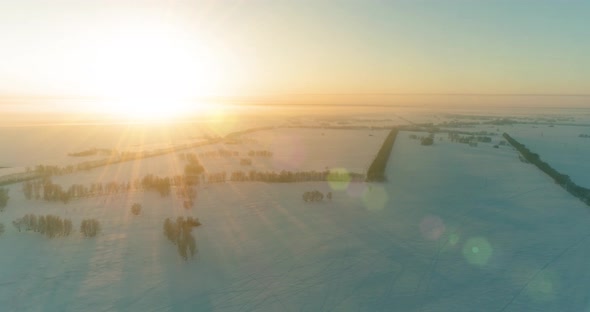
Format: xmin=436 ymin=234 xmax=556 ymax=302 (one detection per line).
xmin=2 ymin=123 xmax=590 ymax=311
xmin=0 ymin=117 xmax=281 ymax=172
xmin=509 ymin=124 xmax=590 ymax=186
xmin=0 ymin=167 xmax=26 ymax=176
xmin=42 ymin=128 xmax=388 ymax=188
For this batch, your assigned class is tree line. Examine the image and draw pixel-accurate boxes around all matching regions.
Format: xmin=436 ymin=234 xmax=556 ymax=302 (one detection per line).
xmin=366 ymin=128 xmax=399 ymax=182
xmin=12 ymin=214 xmax=73 ymax=238
xmin=19 ymin=167 xmax=362 ymax=205
xmin=227 ymin=169 xmax=364 ymax=183
xmin=503 ymin=133 xmax=590 ymax=206
xmin=68 ymin=148 xmax=112 ymax=157
xmin=22 ymin=174 xmax=176 ymax=203
xmin=447 ymin=132 xmax=492 ymax=144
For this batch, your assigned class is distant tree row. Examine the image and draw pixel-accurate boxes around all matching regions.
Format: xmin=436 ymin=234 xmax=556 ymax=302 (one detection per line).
xmin=579 ymin=134 xmax=590 ymax=138
xmin=504 ymin=133 xmax=590 ymax=206
xmin=12 ymin=214 xmax=73 ymax=238
xmin=179 ymin=152 xmax=206 ymax=167
xmin=447 ymin=132 xmax=492 ymax=144
xmin=23 ymin=174 xmax=174 ymax=203
xmin=302 ymin=191 xmax=332 ymax=202
xmin=408 ymin=133 xmax=434 ymax=145
xmin=240 ymin=158 xmax=252 ymax=166
xmin=0 ymin=223 xmax=4 ymax=236
xmin=183 ymin=149 xmax=239 ymax=159
xmin=27 ymin=164 xmax=74 ymax=176
xmin=23 ymin=179 xmax=141 ymax=202
xmin=227 ymin=170 xmax=364 ymax=183
xmin=68 ymin=148 xmax=112 ymax=157
xmin=140 ymin=174 xmax=171 ymax=197
xmin=248 ymin=150 xmax=273 ymax=157
xmin=208 ymin=172 xmax=228 ymax=183
xmin=163 ymin=217 xmax=201 ymax=260
xmin=181 ymin=149 xmax=272 ymax=161
xmin=24 ymin=136 xmax=228 ymax=179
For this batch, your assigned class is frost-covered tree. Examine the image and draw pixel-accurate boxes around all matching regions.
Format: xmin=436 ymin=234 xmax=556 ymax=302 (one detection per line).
xmin=38 ymin=216 xmax=46 ymax=234
xmin=12 ymin=214 xmax=72 ymax=238
xmin=0 ymin=187 xmax=9 ymax=211
xmin=80 ymin=219 xmax=100 ymax=237
xmin=163 ymin=217 xmax=200 ymax=260
xmin=22 ymin=182 xmax=33 ymax=200
xmin=64 ymin=219 xmax=72 ymax=236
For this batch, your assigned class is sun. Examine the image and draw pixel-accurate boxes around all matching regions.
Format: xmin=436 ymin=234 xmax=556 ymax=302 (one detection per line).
xmin=87 ymin=21 xmax=223 ymax=120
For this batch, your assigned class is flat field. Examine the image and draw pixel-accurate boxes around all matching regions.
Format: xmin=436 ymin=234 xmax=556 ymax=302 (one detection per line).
xmin=2 ymin=124 xmax=590 ymax=311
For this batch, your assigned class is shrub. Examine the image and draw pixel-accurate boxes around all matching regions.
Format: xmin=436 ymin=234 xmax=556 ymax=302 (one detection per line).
xmin=12 ymin=219 xmax=21 ymax=232
xmin=38 ymin=216 xmax=46 ymax=234
xmin=177 ymin=230 xmax=197 ymax=261
xmin=302 ymin=190 xmax=324 ymax=202
xmin=80 ymin=219 xmax=100 ymax=237
xmin=163 ymin=218 xmax=179 ymax=243
xmin=184 ymin=163 xmax=204 ymax=176
xmin=64 ymin=219 xmax=73 ymax=236
xmin=131 ymin=203 xmax=142 ymax=216
xmin=0 ymin=187 xmax=9 ymax=212
xmin=240 ymin=158 xmax=252 ymax=166
xmin=421 ymin=136 xmax=434 ymax=146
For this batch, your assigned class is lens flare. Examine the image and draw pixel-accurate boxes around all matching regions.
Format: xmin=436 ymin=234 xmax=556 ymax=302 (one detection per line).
xmin=362 ymin=185 xmax=388 ymax=211
xmin=527 ymin=270 xmax=559 ymax=301
xmin=462 ymin=237 xmax=493 ymax=266
xmin=420 ymin=215 xmax=445 ymax=241
xmin=327 ymin=167 xmax=352 ymax=191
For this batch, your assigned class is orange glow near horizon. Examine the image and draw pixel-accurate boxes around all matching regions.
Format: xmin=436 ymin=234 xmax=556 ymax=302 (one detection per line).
xmin=98 ymin=97 xmax=215 ymax=122
xmin=76 ymin=21 xmax=226 ymax=121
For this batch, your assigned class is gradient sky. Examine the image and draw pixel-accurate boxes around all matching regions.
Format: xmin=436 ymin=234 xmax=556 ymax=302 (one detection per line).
xmin=1 ymin=0 xmax=589 ymax=98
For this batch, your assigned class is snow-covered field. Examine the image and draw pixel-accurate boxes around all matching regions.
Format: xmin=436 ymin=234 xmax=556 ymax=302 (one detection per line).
xmin=0 ymin=116 xmax=282 ymax=172
xmin=2 ymin=121 xmax=590 ymax=311
xmin=508 ymin=124 xmax=590 ymax=186
xmin=42 ymin=128 xmax=387 ymax=187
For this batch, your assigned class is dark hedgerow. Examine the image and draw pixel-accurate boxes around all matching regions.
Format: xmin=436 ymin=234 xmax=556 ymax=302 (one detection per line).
xmin=366 ymin=128 xmax=399 ymax=182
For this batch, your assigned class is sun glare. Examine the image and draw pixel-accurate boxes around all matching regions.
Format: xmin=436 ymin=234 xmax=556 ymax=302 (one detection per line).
xmin=87 ymin=21 xmax=222 ymax=121
xmin=100 ymin=97 xmax=213 ymax=122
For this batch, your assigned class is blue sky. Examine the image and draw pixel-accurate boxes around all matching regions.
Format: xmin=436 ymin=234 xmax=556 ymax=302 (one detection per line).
xmin=0 ymin=0 xmax=588 ymax=98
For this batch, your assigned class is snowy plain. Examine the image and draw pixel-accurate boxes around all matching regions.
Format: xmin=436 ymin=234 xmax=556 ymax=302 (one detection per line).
xmin=2 ymin=115 xmax=590 ymax=312
xmin=508 ymin=124 xmax=590 ymax=187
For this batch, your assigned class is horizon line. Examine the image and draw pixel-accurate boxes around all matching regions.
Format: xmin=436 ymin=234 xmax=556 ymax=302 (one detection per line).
xmin=1 ymin=93 xmax=590 ymax=100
